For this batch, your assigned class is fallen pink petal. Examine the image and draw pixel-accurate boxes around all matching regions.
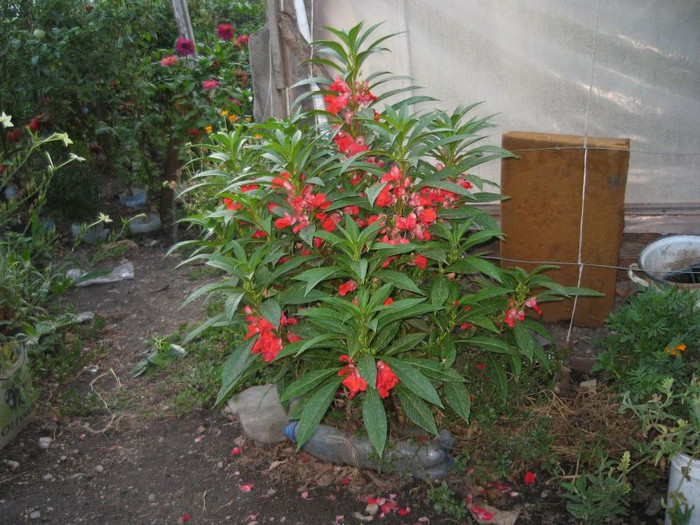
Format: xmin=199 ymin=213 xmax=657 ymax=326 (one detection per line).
xmin=301 ymin=491 xmax=313 ymax=500
xmin=467 ymin=504 xmax=494 ymax=522
xmin=239 ymin=483 xmax=254 ymax=492
xmin=398 ymin=506 xmax=410 ymax=516
xmin=194 ymin=435 xmax=204 ymax=443
xmin=335 ymin=515 xmax=344 ymax=524
xmin=230 ymin=446 xmax=242 ymax=455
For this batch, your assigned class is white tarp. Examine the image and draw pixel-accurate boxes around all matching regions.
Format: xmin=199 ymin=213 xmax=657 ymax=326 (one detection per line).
xmin=313 ymin=0 xmax=700 ymax=210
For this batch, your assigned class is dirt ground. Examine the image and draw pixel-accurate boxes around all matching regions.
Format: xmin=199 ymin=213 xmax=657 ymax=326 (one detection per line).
xmin=0 ymin=238 xmax=665 ymax=524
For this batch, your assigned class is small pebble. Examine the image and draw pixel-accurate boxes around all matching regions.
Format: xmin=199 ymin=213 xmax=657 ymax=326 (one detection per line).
xmin=95 ymin=465 xmax=104 ymax=473
xmin=280 ymin=518 xmax=286 ymax=523
xmin=29 ymin=510 xmax=41 ymax=520
xmin=42 ymin=474 xmax=54 ymax=482
xmin=540 ymin=490 xmax=550 ymax=499
xmin=148 ymin=493 xmax=156 ymax=503
xmin=6 ymin=460 xmax=19 ymax=470
xmin=39 ymin=437 xmax=52 ymax=449
xmin=365 ymin=503 xmax=379 ymax=516
xmin=59 ymin=456 xmax=67 ymax=462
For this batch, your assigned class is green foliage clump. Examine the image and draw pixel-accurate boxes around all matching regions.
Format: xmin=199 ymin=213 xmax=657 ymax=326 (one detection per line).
xmin=594 ymin=286 xmax=700 ymax=402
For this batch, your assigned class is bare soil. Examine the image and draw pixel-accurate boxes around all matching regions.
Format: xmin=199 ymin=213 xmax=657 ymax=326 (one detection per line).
xmin=0 ymin=238 xmax=666 ymax=524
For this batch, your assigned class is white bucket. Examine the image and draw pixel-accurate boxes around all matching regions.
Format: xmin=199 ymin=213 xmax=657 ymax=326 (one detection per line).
xmin=639 ymin=235 xmax=700 ymax=289
xmin=666 ymin=452 xmax=700 ymax=525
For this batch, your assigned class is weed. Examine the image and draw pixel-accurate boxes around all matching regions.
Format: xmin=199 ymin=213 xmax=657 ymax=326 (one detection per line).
xmin=427 ymin=481 xmax=468 ymax=519
xmin=561 ymin=452 xmax=631 ymax=524
xmin=58 ymin=387 xmax=105 ymax=417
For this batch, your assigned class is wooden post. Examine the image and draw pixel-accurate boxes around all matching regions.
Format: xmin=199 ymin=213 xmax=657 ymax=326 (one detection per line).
xmin=171 ymin=0 xmax=196 ymax=48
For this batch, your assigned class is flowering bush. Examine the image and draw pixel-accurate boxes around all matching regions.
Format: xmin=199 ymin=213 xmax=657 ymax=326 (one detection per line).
xmin=176 ymin=23 xmax=599 ymax=456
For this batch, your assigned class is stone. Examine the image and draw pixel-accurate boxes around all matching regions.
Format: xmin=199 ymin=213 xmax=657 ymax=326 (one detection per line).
xmin=95 ymin=465 xmax=104 ymax=473
xmin=29 ymin=510 xmax=41 ymax=520
xmin=38 ymin=437 xmax=52 ymax=449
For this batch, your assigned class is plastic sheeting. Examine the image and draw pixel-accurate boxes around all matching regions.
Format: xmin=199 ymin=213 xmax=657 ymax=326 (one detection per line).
xmin=313 ymin=0 xmax=700 ymax=208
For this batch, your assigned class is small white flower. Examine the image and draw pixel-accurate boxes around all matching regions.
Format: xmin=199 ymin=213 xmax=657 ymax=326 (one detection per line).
xmin=0 ymin=112 xmax=13 ymax=128
xmin=97 ymin=213 xmax=113 ymax=224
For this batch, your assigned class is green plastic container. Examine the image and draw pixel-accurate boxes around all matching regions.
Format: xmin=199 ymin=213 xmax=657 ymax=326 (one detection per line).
xmin=0 ymin=345 xmax=35 ymax=449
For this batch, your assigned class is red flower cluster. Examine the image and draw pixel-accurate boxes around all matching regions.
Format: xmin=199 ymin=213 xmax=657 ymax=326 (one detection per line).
xmin=202 ymin=79 xmax=219 ymax=91
xmin=236 ymin=35 xmax=249 ymax=46
xmin=244 ymin=307 xmax=300 ymax=362
xmin=160 ymin=55 xmax=179 ymax=67
xmin=505 ymin=296 xmax=542 ymax=328
xmin=273 ymin=173 xmax=334 ymax=233
xmin=338 ymin=356 xmax=399 ymax=399
xmin=176 ymin=37 xmax=195 ymax=56
xmin=218 ymin=23 xmax=234 ymax=41
xmin=323 ymin=76 xmax=377 ymax=116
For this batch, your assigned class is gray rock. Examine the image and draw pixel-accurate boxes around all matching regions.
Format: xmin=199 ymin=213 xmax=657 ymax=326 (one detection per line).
xmin=42 ymin=473 xmax=54 ymax=481
xmin=147 ymin=493 xmax=156 ymax=503
xmin=95 ymin=465 xmax=104 ymax=473
xmin=29 ymin=510 xmax=41 ymax=520
xmin=38 ymin=437 xmax=52 ymax=449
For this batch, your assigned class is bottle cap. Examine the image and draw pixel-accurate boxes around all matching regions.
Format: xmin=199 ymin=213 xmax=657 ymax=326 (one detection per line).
xmin=283 ymin=421 xmax=298 ymax=442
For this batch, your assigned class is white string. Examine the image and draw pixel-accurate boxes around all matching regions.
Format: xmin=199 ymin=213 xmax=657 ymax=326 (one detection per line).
xmin=567 ymin=0 xmax=601 ymax=343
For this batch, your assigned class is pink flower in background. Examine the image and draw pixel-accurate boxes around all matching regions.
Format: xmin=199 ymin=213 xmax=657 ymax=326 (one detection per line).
xmin=237 ymin=35 xmax=249 ymax=46
xmin=160 ymin=55 xmax=179 ymax=67
xmin=202 ymin=79 xmax=219 ymax=91
xmin=176 ymin=37 xmax=195 ymax=56
xmin=218 ymin=23 xmax=235 ymax=40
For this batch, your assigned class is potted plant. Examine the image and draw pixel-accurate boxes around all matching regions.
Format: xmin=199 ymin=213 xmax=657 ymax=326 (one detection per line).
xmin=0 ymin=341 xmax=35 ymax=449
xmin=622 ymin=377 xmax=700 ymax=524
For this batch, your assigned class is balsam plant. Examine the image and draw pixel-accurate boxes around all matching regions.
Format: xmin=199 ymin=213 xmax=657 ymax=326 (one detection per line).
xmin=174 ymin=23 xmax=600 ymax=456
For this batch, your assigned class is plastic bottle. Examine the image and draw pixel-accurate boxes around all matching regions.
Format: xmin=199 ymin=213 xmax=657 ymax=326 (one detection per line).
xmin=227 ymin=384 xmax=289 ymax=443
xmin=284 ymin=422 xmax=455 ymax=480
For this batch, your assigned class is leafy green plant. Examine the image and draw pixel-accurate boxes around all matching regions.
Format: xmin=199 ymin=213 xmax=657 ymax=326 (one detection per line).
xmin=622 ymin=376 xmax=700 ymax=464
xmin=562 ymin=452 xmax=632 ymax=523
xmin=427 ymin=481 xmax=468 ymax=519
xmin=174 ymin=22 xmax=600 ymax=458
xmin=594 ymin=287 xmax=699 ymax=402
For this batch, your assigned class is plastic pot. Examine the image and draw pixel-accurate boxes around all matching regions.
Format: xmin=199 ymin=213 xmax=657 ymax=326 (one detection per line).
xmin=666 ymin=452 xmax=700 ymax=525
xmin=129 ymin=212 xmax=161 ymax=235
xmin=0 ymin=345 xmax=35 ymax=450
xmin=71 ymin=223 xmax=109 ymax=244
xmin=119 ymin=188 xmax=147 ymax=208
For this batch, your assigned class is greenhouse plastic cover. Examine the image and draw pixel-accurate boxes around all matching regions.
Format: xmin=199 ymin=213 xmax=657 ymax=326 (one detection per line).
xmin=313 ymin=0 xmax=700 ymax=208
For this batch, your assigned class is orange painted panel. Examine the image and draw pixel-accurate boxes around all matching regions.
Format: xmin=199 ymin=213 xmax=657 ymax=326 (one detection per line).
xmin=500 ymin=131 xmax=629 ymax=327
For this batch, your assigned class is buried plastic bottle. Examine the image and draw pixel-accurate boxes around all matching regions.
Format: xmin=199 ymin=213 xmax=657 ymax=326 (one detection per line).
xmin=284 ymin=421 xmax=455 ymax=480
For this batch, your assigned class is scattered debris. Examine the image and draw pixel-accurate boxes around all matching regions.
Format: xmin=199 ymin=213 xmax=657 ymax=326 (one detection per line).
xmin=67 ymin=261 xmax=134 ymax=287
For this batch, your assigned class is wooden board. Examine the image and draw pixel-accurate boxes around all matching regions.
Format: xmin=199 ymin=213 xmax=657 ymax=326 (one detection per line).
xmin=500 ymin=131 xmax=630 ymax=327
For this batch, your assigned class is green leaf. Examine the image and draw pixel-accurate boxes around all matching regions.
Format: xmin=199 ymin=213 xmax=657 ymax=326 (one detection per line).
xmin=295 ymin=376 xmax=344 ymax=449
xmin=403 ymin=358 xmax=465 ymax=382
xmin=358 ymin=354 xmax=377 ymax=387
xmin=281 ymin=368 xmax=338 ymax=402
xmin=363 ymin=388 xmax=387 ymax=457
xmin=183 ymin=313 xmax=227 ymax=344
xmin=293 ymin=266 xmax=340 ymax=295
xmin=492 ymin=362 xmax=509 ymax=404
xmin=444 ymin=382 xmax=471 ymax=423
xmin=430 ymin=277 xmax=450 ymax=306
xmin=263 ymin=255 xmax=317 ymax=287
xmin=396 ymin=387 xmax=438 ymax=435
xmin=385 ymin=332 xmax=426 ymax=356
xmin=366 ymin=181 xmax=388 ymax=206
xmin=375 ymin=269 xmax=424 ymax=295
xmin=513 ymin=323 xmax=535 ymax=361
xmin=449 ymin=256 xmax=504 ymax=282
xmin=467 ymin=335 xmax=516 ymax=355
xmin=383 ymin=358 xmax=443 ymax=408
xmin=275 ymin=334 xmax=341 ymax=359
xmin=216 ymin=339 xmax=257 ymax=405
xmin=259 ymin=299 xmax=282 ymax=328
xmin=224 ymin=292 xmax=245 ymax=321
